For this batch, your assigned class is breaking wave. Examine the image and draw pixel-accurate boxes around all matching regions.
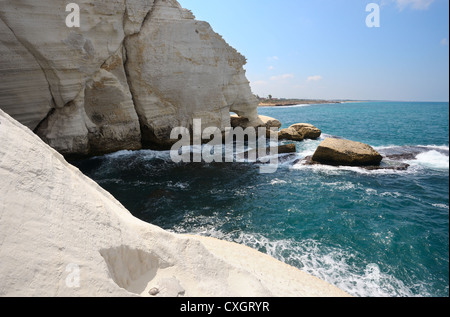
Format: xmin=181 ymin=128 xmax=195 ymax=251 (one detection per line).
xmin=179 ymin=228 xmax=426 ymax=297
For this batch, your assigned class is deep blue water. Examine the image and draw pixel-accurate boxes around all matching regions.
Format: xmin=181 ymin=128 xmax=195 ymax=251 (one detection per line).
xmin=75 ymin=102 xmax=449 ymax=297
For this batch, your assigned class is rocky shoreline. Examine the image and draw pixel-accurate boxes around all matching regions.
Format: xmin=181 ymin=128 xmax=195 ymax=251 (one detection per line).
xmin=0 ymin=0 xmax=408 ymax=298
xmin=258 ymin=99 xmax=361 ymax=107
xmin=0 ymin=108 xmax=352 ymax=298
xmin=255 ymin=117 xmax=411 ymax=171
xmin=0 ymin=0 xmax=354 ymax=298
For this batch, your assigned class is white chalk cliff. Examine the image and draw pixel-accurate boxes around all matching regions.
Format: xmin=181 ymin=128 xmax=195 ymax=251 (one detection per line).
xmin=0 ymin=109 xmax=350 ymax=297
xmin=0 ymin=0 xmax=260 ymax=155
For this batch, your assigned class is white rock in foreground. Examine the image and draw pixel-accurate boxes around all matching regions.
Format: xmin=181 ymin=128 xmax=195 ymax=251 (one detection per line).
xmin=0 ymin=110 xmax=349 ymax=297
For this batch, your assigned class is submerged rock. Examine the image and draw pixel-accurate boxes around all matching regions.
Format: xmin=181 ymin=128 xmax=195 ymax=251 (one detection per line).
xmin=237 ymin=143 xmax=297 ymax=161
xmin=303 ymin=156 xmax=409 ymax=171
xmin=364 ymin=163 xmax=410 ymax=171
xmin=311 ymin=138 xmax=383 ymax=166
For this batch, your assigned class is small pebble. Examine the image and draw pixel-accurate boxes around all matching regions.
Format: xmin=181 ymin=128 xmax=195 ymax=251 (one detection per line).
xmin=149 ymin=288 xmax=160 ymax=296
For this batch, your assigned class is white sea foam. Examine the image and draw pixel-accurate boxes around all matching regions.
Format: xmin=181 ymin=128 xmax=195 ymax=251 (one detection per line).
xmin=291 ymin=161 xmax=410 ymax=175
xmin=105 ymin=149 xmax=172 ymax=161
xmin=270 ymin=178 xmax=287 ymax=185
xmin=413 ymin=150 xmax=449 ymax=170
xmin=432 ymin=203 xmax=449 ymax=210
xmin=188 ymin=229 xmax=420 ymax=297
xmin=365 ymin=188 xmax=378 ymax=195
xmin=103 ymin=143 xmax=449 ymax=174
xmin=323 ymin=181 xmax=356 ymax=191
xmin=297 ymin=139 xmax=322 ymax=157
xmin=97 ymin=178 xmax=125 ymax=185
xmin=168 ymin=181 xmax=190 ymax=190
xmin=272 ymin=104 xmax=314 ymax=109
xmin=380 ymin=191 xmax=402 ymax=198
xmin=291 ymin=144 xmax=449 ymax=175
xmin=374 ymin=144 xmax=449 ymax=152
xmin=103 ymin=150 xmax=136 ymax=159
xmin=416 ymin=145 xmax=449 ymax=151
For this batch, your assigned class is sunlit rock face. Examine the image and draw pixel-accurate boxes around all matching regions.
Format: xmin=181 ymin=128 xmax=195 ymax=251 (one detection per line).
xmin=0 ymin=0 xmax=259 ymax=155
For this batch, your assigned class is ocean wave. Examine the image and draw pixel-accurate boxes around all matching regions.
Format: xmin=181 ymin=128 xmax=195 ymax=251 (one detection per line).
xmin=289 ymin=143 xmax=449 ymax=175
xmin=102 ymin=150 xmax=136 ymax=159
xmin=97 ymin=178 xmax=126 ymax=185
xmin=375 ymin=144 xmax=449 ymax=159
xmin=290 ymin=161 xmax=412 ymax=175
xmin=167 ymin=181 xmax=190 ymax=190
xmin=412 ymin=150 xmax=449 ymax=170
xmin=321 ymin=133 xmax=344 ymax=140
xmin=414 ymin=145 xmax=449 ymax=151
xmin=272 ymin=104 xmax=315 ymax=109
xmin=296 ymin=138 xmax=322 ymax=157
xmin=270 ymin=178 xmax=288 ymax=185
xmin=99 ymin=143 xmax=449 ymax=174
xmin=432 ymin=203 xmax=449 ymax=210
xmin=186 ymin=229 xmax=422 ymax=297
xmin=323 ymin=181 xmax=357 ymax=191
xmin=104 ymin=149 xmax=172 ymax=161
xmin=375 ymin=144 xmax=449 ymax=151
xmin=364 ymin=188 xmax=424 ymax=204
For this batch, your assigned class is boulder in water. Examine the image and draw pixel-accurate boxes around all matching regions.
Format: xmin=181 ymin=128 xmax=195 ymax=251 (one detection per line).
xmin=312 ymin=138 xmax=383 ymax=166
xmin=289 ymin=123 xmax=322 ymax=140
xmin=278 ymin=123 xmax=322 ymax=141
xmin=278 ymin=127 xmax=304 ymax=141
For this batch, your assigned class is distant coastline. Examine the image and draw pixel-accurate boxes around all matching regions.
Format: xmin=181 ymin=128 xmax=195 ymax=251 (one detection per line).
xmin=258 ymin=99 xmax=449 ymax=107
xmin=258 ymin=98 xmax=363 ymax=107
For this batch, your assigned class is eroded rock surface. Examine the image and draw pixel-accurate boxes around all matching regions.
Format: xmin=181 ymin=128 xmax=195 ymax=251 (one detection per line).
xmin=0 ymin=0 xmax=259 ymax=155
xmin=312 ymin=138 xmax=383 ymax=166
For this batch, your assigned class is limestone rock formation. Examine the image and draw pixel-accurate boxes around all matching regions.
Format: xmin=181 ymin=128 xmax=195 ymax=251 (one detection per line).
xmin=290 ymin=123 xmax=322 ymax=140
xmin=279 ymin=123 xmax=322 ymax=142
xmin=0 ymin=18 xmax=53 ymax=131
xmin=231 ymin=114 xmax=281 ymax=132
xmin=0 ymin=0 xmax=260 ymax=155
xmin=0 ymin=109 xmax=350 ymax=297
xmin=259 ymin=115 xmax=283 ymax=130
xmin=125 ymin=1 xmax=259 ymax=148
xmin=312 ymin=138 xmax=383 ymax=166
xmin=279 ymin=127 xmax=305 ymax=141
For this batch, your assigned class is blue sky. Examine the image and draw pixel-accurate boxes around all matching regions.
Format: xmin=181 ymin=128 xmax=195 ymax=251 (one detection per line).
xmin=178 ymin=0 xmax=449 ymax=101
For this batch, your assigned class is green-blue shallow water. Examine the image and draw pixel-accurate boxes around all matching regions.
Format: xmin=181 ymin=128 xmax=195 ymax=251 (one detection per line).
xmin=74 ymin=102 xmax=449 ymax=297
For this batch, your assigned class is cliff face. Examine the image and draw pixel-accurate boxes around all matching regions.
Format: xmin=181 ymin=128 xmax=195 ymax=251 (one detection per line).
xmin=0 ymin=0 xmax=259 ymax=156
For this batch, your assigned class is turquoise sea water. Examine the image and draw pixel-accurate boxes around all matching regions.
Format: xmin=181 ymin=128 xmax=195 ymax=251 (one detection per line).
xmin=75 ymin=102 xmax=449 ymax=297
